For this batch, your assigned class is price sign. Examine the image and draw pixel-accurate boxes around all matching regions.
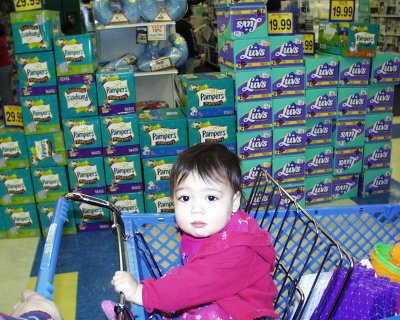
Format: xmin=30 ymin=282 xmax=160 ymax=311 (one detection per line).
xmin=329 ymin=0 xmax=355 ymax=21
xmin=267 ymin=12 xmax=294 ymax=35
xmin=147 ymin=24 xmax=167 ymax=41
xmin=12 ymin=0 xmax=43 ymax=12
xmin=3 ymin=105 xmax=24 ymax=128
xmin=299 ymin=33 xmax=315 ymax=55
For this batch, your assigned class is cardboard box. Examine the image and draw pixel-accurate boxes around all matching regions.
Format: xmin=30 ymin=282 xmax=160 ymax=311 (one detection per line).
xmin=366 ymin=85 xmax=395 ymax=114
xmin=363 ymin=142 xmax=391 ymax=170
xmin=306 ymin=118 xmax=333 ymax=147
xmin=273 ymin=126 xmax=306 ymax=157
xmin=364 ymin=113 xmax=392 ymax=143
xmin=305 ymin=175 xmax=333 ymax=206
xmin=334 ymin=146 xmax=363 ymax=175
xmin=337 ymin=55 xmax=371 ymax=87
xmin=237 ymin=130 xmax=272 ymax=160
xmin=360 ymin=168 xmax=391 ymax=197
xmin=107 ymin=193 xmax=145 ymax=214
xmin=304 ymin=54 xmax=339 ymax=89
xmin=0 ymin=212 xmax=7 ymax=239
xmin=333 ymin=118 xmax=365 ymax=148
xmin=242 ymin=185 xmax=274 ymax=211
xmin=240 ymin=158 xmax=272 ymax=189
xmin=73 ymin=194 xmax=111 ymax=232
xmin=37 ymin=202 xmax=77 ymax=236
xmin=0 ymin=169 xmax=35 ymax=206
xmin=272 ymin=155 xmax=305 ymax=185
xmin=370 ymin=52 xmax=400 ymax=84
xmin=305 ymin=146 xmax=333 ymax=177
xmin=271 ymin=66 xmax=305 ymax=98
xmin=31 ymin=166 xmax=69 ymax=203
xmin=306 ymin=88 xmax=337 ymax=119
xmin=0 ymin=204 xmax=40 ymax=238
xmin=142 ymin=155 xmax=177 ymax=193
xmin=236 ymin=100 xmax=273 ymax=132
xmin=332 ymin=173 xmax=359 ymax=200
xmin=0 ymin=128 xmax=30 ymax=170
xmin=270 ymin=35 xmax=304 ymax=67
xmin=337 ymin=87 xmax=368 ymax=117
xmin=144 ymin=191 xmax=174 ymax=213
xmin=272 ymin=97 xmax=306 ymax=128
xmin=273 ymin=184 xmax=305 ymax=210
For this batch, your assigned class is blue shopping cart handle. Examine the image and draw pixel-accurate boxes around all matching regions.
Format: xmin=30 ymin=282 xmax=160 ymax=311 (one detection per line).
xmin=35 ymin=197 xmax=69 ymax=301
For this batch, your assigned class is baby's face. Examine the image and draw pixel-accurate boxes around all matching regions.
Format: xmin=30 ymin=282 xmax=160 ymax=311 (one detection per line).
xmin=173 ymin=172 xmax=241 ymax=238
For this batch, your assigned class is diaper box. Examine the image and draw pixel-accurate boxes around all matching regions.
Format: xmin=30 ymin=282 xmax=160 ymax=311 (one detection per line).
xmin=332 ymin=173 xmax=359 ymax=200
xmin=338 ymin=56 xmax=371 ymax=87
xmin=57 ymin=74 xmax=98 ymax=118
xmin=236 ymin=100 xmax=272 ymax=132
xmin=0 ymin=128 xmax=30 ymax=170
xmin=0 ymin=204 xmax=40 ymax=238
xmin=16 ymin=51 xmax=57 ymax=97
xmin=274 ymin=184 xmax=305 ymax=210
xmin=144 ymin=191 xmax=174 ymax=213
xmin=367 ymin=85 xmax=395 ymax=114
xmin=10 ymin=10 xmax=61 ymax=53
xmin=101 ymin=114 xmax=140 ymax=156
xmin=67 ymin=157 xmax=106 ymax=196
xmin=138 ymin=108 xmax=188 ymax=158
xmin=21 ymin=94 xmax=61 ymax=134
xmin=216 ymin=5 xmax=268 ymax=40
xmin=360 ymin=168 xmax=391 ymax=198
xmin=37 ymin=202 xmax=77 ymax=237
xmin=218 ymin=38 xmax=271 ymax=71
xmin=0 ymin=169 xmax=35 ymax=206
xmin=63 ymin=117 xmax=103 ymax=159
xmin=306 ymin=88 xmax=337 ymax=119
xmin=305 ymin=175 xmax=333 ymax=206
xmin=178 ymin=72 xmax=235 ymax=118
xmin=271 ymin=66 xmax=305 ymax=98
xmin=31 ymin=166 xmax=69 ymax=203
xmin=333 ymin=117 xmax=365 ymax=148
xmin=104 ymin=154 xmax=143 ymax=194
xmin=0 ymin=213 xmax=7 ymax=239
xmin=334 ymin=146 xmax=363 ymax=175
xmin=306 ymin=118 xmax=333 ymax=147
xmin=242 ymin=185 xmax=273 ymax=212
xmin=270 ymin=35 xmax=304 ymax=67
xmin=108 ymin=193 xmax=145 ymax=214
xmin=73 ymin=194 xmax=111 ymax=232
xmin=304 ymin=54 xmax=339 ymax=89
xmin=273 ymin=126 xmax=306 ymax=157
xmin=364 ymin=113 xmax=392 ymax=143
xmin=272 ymin=155 xmax=305 ymax=185
xmin=96 ymin=65 xmax=136 ymax=116
xmin=370 ymin=52 xmax=400 ymax=85
xmin=53 ymin=34 xmax=98 ymax=76
xmin=142 ymin=155 xmax=177 ymax=193
xmin=187 ymin=115 xmax=236 ymax=152
xmin=240 ymin=158 xmax=272 ymax=189
xmin=26 ymin=132 xmax=67 ymax=167
xmin=337 ymin=87 xmax=368 ymax=117
xmin=237 ymin=130 xmax=272 ymax=160
xmin=305 ymin=146 xmax=333 ymax=176
xmin=272 ymin=97 xmax=306 ymax=128
xmin=363 ymin=142 xmax=391 ymax=170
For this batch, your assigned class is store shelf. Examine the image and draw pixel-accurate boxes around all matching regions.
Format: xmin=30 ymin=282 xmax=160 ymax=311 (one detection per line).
xmin=134 ymin=69 xmax=178 ymax=77
xmin=96 ymin=21 xmax=176 ymax=30
xmin=371 ymin=14 xmax=400 ymax=18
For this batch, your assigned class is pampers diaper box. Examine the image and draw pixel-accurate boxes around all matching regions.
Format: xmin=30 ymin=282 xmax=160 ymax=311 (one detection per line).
xmin=360 ymin=168 xmax=391 ymax=197
xmin=237 ymin=100 xmax=272 ymax=132
xmin=108 ymin=193 xmax=145 ymax=214
xmin=37 ymin=202 xmax=76 ymax=236
xmin=333 ymin=117 xmax=365 ymax=148
xmin=0 ymin=204 xmax=40 ymax=238
xmin=0 ymin=212 xmax=8 ymax=239
xmin=0 ymin=169 xmax=35 ymax=206
xmin=273 ymin=126 xmax=306 ymax=157
xmin=21 ymin=94 xmax=61 ymax=135
xmin=31 ymin=166 xmax=69 ymax=203
xmin=26 ymin=132 xmax=67 ymax=167
xmin=270 ymin=35 xmax=304 ymax=68
xmin=53 ymin=34 xmax=98 ymax=76
xmin=144 ymin=191 xmax=174 ymax=213
xmin=367 ymin=85 xmax=395 ymax=114
xmin=237 ymin=130 xmax=272 ymax=160
xmin=305 ymin=146 xmax=333 ymax=176
xmin=10 ymin=10 xmax=61 ymax=53
xmin=332 ymin=173 xmax=359 ymax=200
xmin=337 ymin=55 xmax=371 ymax=87
xmin=305 ymin=175 xmax=333 ymax=206
xmin=271 ymin=66 xmax=305 ymax=98
xmin=142 ymin=155 xmax=177 ymax=193
xmin=272 ymin=97 xmax=306 ymax=128
xmin=58 ymin=74 xmax=98 ymax=118
xmin=73 ymin=194 xmax=110 ymax=232
xmin=334 ymin=146 xmax=364 ymax=175
xmin=370 ymin=52 xmax=400 ymax=85
xmin=96 ymin=65 xmax=136 ymax=116
xmin=306 ymin=88 xmax=337 ymax=119
xmin=272 ymin=155 xmax=305 ymax=186
xmin=240 ymin=158 xmax=272 ymax=189
xmin=306 ymin=118 xmax=333 ymax=147
xmin=16 ymin=51 xmax=57 ymax=97
xmin=337 ymin=87 xmax=368 ymax=117
xmin=304 ymin=54 xmax=339 ymax=89
xmin=63 ymin=117 xmax=103 ymax=159
xmin=138 ymin=108 xmax=188 ymax=158
xmin=363 ymin=142 xmax=391 ymax=171
xmin=104 ymin=154 xmax=143 ymax=194
xmin=0 ymin=128 xmax=30 ymax=170
xmin=178 ymin=73 xmax=235 ymax=118
xmin=364 ymin=113 xmax=392 ymax=143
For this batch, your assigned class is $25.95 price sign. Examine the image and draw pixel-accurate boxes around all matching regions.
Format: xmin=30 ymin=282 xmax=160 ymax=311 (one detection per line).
xmin=329 ymin=0 xmax=355 ymax=22
xmin=267 ymin=12 xmax=293 ymax=35
xmin=12 ymin=0 xmax=43 ymax=12
xmin=3 ymin=105 xmax=24 ymax=128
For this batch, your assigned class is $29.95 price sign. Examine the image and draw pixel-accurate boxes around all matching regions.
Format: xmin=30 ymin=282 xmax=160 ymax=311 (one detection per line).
xmin=12 ymin=0 xmax=43 ymax=12
xmin=329 ymin=0 xmax=355 ymax=21
xmin=3 ymin=105 xmax=24 ymax=128
xmin=267 ymin=12 xmax=293 ymax=35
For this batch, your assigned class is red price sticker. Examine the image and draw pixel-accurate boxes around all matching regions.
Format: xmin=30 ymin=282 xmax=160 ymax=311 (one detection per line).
xmin=147 ymin=24 xmax=167 ymax=41
xmin=12 ymin=0 xmax=43 ymax=12
xmin=3 ymin=105 xmax=24 ymax=128
xmin=329 ymin=0 xmax=355 ymax=21
xmin=267 ymin=12 xmax=294 ymax=35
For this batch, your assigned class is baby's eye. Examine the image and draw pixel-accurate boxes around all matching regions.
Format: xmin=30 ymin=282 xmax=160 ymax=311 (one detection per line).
xmin=178 ymin=195 xmax=190 ymax=202
xmin=207 ymin=195 xmax=218 ymax=201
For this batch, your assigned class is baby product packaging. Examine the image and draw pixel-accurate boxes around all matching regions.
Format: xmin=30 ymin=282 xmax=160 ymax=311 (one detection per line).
xmin=104 ymin=154 xmax=143 ymax=194
xmin=0 ymin=128 xmax=30 ymax=170
xmin=54 ymin=34 xmax=98 ymax=76
xmin=237 ymin=130 xmax=272 ymax=160
xmin=360 ymin=168 xmax=391 ymax=198
xmin=273 ymin=126 xmax=306 ymax=157
xmin=305 ymin=146 xmax=333 ymax=177
xmin=67 ymin=157 xmax=106 ymax=196
xmin=178 ymin=72 xmax=235 ymax=118
xmin=332 ymin=173 xmax=359 ymax=200
xmin=272 ymin=97 xmax=306 ymax=128
xmin=107 ymin=193 xmax=145 ymax=214
xmin=96 ymin=65 xmax=136 ymax=116
xmin=144 ymin=191 xmax=174 ymax=213
xmin=306 ymin=118 xmax=333 ymax=147
xmin=187 ymin=115 xmax=236 ymax=152
xmin=21 ymin=94 xmax=61 ymax=135
xmin=216 ymin=5 xmax=268 ymax=40
xmin=306 ymin=88 xmax=337 ymax=119
xmin=364 ymin=113 xmax=392 ymax=143
xmin=63 ymin=117 xmax=103 ymax=159
xmin=73 ymin=194 xmax=110 ymax=232
xmin=370 ymin=52 xmax=400 ymax=84
xmin=0 ymin=204 xmax=40 ymax=238
xmin=218 ymin=37 xmax=271 ymax=71
xmin=304 ymin=54 xmax=339 ymax=89
xmin=0 ymin=213 xmax=7 ymax=239
xmin=363 ymin=142 xmax=391 ymax=170
xmin=16 ymin=51 xmax=57 ymax=97
xmin=0 ymin=169 xmax=35 ymax=206
xmin=37 ymin=202 xmax=77 ymax=237
xmin=101 ymin=114 xmax=140 ymax=156
xmin=240 ymin=158 xmax=272 ymax=189
xmin=26 ymin=132 xmax=67 ymax=168
xmin=333 ymin=118 xmax=365 ymax=148
xmin=57 ymin=74 xmax=98 ymax=118
xmin=31 ymin=166 xmax=69 ymax=203
xmin=271 ymin=66 xmax=305 ymax=98
xmin=334 ymin=146 xmax=364 ymax=175
xmin=10 ymin=10 xmax=61 ymax=54
xmin=337 ymin=55 xmax=371 ymax=87
xmin=366 ymin=85 xmax=395 ymax=114
xmin=142 ymin=155 xmax=177 ymax=193
xmin=305 ymin=175 xmax=333 ymax=206
xmin=272 ymin=155 xmax=305 ymax=186
xmin=242 ymin=185 xmax=273 ymax=212
xmin=274 ymin=184 xmax=305 ymax=210
xmin=337 ymin=87 xmax=368 ymax=117
xmin=138 ymin=108 xmax=188 ymax=158
xmin=236 ymin=100 xmax=272 ymax=132
xmin=270 ymin=35 xmax=304 ymax=67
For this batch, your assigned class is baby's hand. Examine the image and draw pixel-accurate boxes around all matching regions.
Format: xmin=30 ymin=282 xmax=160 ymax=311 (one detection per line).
xmin=112 ymin=271 xmax=142 ymax=304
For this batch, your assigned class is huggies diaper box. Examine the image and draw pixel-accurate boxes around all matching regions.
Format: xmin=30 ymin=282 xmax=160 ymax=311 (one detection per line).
xmin=304 ymin=54 xmax=339 ymax=89
xmin=108 ymin=193 xmax=145 ymax=214
xmin=272 ymin=66 xmax=305 ymax=98
xmin=240 ymin=158 xmax=272 ymax=189
xmin=364 ymin=113 xmax=392 ymax=143
xmin=334 ymin=146 xmax=363 ymax=175
xmin=54 ymin=34 xmax=98 ymax=76
xmin=272 ymin=97 xmax=306 ymax=128
xmin=270 ymin=35 xmax=304 ymax=68
xmin=26 ymin=132 xmax=67 ymax=167
xmin=73 ymin=194 xmax=110 ymax=232
xmin=237 ymin=130 xmax=272 ymax=160
xmin=0 ymin=169 xmax=35 ymax=206
xmin=332 ymin=173 xmax=359 ymax=200
xmin=0 ymin=128 xmax=29 ymax=170
xmin=142 ymin=155 xmax=177 ymax=193
xmin=0 ymin=204 xmax=40 ymax=238
xmin=360 ymin=168 xmax=391 ymax=198
xmin=306 ymin=118 xmax=333 ymax=147
xmin=31 ymin=166 xmax=69 ymax=203
xmin=37 ymin=202 xmax=77 ymax=236
xmin=21 ymin=94 xmax=61 ymax=134
xmin=144 ymin=191 xmax=174 ymax=213
xmin=337 ymin=55 xmax=371 ymax=87
xmin=236 ymin=100 xmax=272 ymax=132
xmin=333 ymin=118 xmax=365 ymax=148
xmin=10 ymin=10 xmax=61 ymax=53
xmin=63 ymin=117 xmax=103 ymax=159
xmin=370 ymin=52 xmax=400 ymax=85
xmin=178 ymin=73 xmax=235 ymax=118
xmin=363 ymin=142 xmax=391 ymax=170
xmin=306 ymin=88 xmax=337 ymax=119
xmin=367 ymin=85 xmax=395 ymax=114
xmin=305 ymin=146 xmax=333 ymax=176
xmin=57 ymin=74 xmax=98 ymax=118
xmin=337 ymin=87 xmax=367 ymax=117
xmin=272 ymin=155 xmax=305 ymax=185
xmin=273 ymin=126 xmax=306 ymax=157
xmin=305 ymin=175 xmax=333 ymax=206
xmin=274 ymin=184 xmax=305 ymax=210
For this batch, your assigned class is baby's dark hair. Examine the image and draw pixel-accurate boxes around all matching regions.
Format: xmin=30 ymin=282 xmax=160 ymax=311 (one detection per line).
xmin=170 ymin=143 xmax=243 ymax=198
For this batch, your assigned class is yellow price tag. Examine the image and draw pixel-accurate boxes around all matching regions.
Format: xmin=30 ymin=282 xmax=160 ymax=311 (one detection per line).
xmin=300 ymin=33 xmax=315 ymax=54
xmin=267 ymin=12 xmax=293 ymax=35
xmin=3 ymin=105 xmax=24 ymax=128
xmin=329 ymin=0 xmax=355 ymax=21
xmin=12 ymin=0 xmax=43 ymax=12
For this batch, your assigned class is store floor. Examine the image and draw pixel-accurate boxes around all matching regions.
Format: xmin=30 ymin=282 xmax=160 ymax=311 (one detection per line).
xmin=0 ymin=116 xmax=399 ymax=320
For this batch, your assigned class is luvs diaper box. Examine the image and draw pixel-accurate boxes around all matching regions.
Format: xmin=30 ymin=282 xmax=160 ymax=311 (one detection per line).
xmin=306 ymin=88 xmax=337 ymax=119
xmin=274 ymin=184 xmax=305 ymax=210
xmin=304 ymin=54 xmax=339 ymax=89
xmin=236 ymin=100 xmax=272 ymax=132
xmin=332 ymin=173 xmax=359 ymax=200
xmin=270 ymin=35 xmax=304 ymax=67
xmin=237 ymin=130 xmax=272 ymax=160
xmin=364 ymin=113 xmax=392 ymax=143
xmin=363 ymin=142 xmax=391 ymax=170
xmin=370 ymin=52 xmax=400 ymax=84
xmin=333 ymin=118 xmax=365 ymax=148
xmin=0 ymin=204 xmax=40 ymax=238
xmin=273 ymin=126 xmax=306 ymax=156
xmin=337 ymin=87 xmax=367 ymax=117
xmin=272 ymin=155 xmax=305 ymax=185
xmin=305 ymin=146 xmax=333 ymax=176
xmin=337 ymin=55 xmax=371 ymax=87
xmin=334 ymin=146 xmax=364 ymax=175
xmin=271 ymin=66 xmax=305 ymax=98
xmin=0 ymin=169 xmax=35 ymax=206
xmin=360 ymin=168 xmax=391 ymax=197
xmin=272 ymin=97 xmax=306 ymax=128
xmin=31 ymin=166 xmax=69 ymax=203
xmin=26 ymin=132 xmax=67 ymax=167
xmin=305 ymin=175 xmax=333 ymax=205
xmin=306 ymin=118 xmax=333 ymax=147
xmin=367 ymin=85 xmax=395 ymax=114
xmin=0 ymin=128 xmax=30 ymax=170
xmin=240 ymin=158 xmax=272 ymax=189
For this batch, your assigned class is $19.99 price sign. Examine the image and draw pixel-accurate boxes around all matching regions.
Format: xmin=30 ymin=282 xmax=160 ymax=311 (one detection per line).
xmin=3 ymin=105 xmax=24 ymax=128
xmin=12 ymin=0 xmax=43 ymax=12
xmin=267 ymin=12 xmax=294 ymax=35
xmin=329 ymin=0 xmax=355 ymax=21
xmin=298 ymin=33 xmax=315 ymax=55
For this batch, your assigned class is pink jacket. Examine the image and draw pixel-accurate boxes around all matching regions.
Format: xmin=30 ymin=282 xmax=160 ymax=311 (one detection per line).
xmin=142 ymin=211 xmax=278 ymax=319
